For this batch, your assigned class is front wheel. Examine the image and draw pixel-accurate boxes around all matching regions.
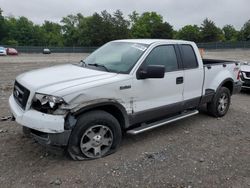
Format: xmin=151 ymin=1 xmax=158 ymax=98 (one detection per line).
xmin=207 ymin=87 xmax=231 ymax=117
xmin=67 ymin=110 xmax=122 ymax=160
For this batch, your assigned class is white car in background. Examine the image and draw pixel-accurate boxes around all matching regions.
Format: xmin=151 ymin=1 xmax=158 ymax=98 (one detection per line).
xmin=240 ymin=62 xmax=250 ymax=89
xmin=0 ymin=47 xmax=7 ymax=56
xmin=43 ymin=48 xmax=51 ymax=54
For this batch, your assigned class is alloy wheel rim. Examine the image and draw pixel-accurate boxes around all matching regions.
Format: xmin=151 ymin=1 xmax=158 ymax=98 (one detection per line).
xmin=218 ymin=93 xmax=229 ymax=113
xmin=80 ymin=125 xmax=113 ymax=158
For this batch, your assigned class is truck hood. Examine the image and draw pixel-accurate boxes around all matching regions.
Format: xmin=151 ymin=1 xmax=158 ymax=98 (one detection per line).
xmin=241 ymin=65 xmax=250 ymax=72
xmin=17 ymin=64 xmax=117 ymax=95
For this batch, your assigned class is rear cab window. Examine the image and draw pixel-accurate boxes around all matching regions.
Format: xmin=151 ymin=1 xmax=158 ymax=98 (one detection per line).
xmin=180 ymin=44 xmax=199 ymax=69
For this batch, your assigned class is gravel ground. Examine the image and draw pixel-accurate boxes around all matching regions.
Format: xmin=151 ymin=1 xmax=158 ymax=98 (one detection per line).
xmin=0 ymin=50 xmax=250 ymax=188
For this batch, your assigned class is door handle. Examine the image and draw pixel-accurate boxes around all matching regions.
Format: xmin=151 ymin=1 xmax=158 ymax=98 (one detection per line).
xmin=176 ymin=77 xmax=184 ymax=84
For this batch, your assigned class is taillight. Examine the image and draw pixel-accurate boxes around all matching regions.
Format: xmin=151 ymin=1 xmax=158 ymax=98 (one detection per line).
xmin=237 ymin=71 xmax=241 ymax=80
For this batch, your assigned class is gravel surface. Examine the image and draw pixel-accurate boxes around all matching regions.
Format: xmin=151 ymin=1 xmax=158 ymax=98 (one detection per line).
xmin=0 ymin=51 xmax=250 ymax=188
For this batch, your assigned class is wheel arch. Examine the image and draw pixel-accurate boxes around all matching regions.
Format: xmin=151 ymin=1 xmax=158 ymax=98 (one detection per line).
xmin=71 ymin=100 xmax=130 ymax=130
xmin=217 ymin=78 xmax=234 ymax=95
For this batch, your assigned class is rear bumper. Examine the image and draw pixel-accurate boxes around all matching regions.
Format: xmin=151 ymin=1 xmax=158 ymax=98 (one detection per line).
xmin=233 ymin=81 xmax=242 ymax=94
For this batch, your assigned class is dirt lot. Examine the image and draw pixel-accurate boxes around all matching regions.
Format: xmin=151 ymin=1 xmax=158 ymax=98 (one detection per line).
xmin=0 ymin=50 xmax=250 ymax=188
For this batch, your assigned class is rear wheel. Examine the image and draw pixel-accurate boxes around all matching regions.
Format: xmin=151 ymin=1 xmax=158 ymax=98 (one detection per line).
xmin=207 ymin=87 xmax=231 ymax=117
xmin=67 ymin=110 xmax=122 ymax=160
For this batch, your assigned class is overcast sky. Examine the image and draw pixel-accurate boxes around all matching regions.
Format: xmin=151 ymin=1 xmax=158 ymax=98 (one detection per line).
xmin=0 ymin=0 xmax=249 ymax=30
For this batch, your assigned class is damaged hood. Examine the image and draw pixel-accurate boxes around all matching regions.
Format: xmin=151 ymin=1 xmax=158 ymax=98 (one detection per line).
xmin=16 ymin=64 xmax=117 ymax=95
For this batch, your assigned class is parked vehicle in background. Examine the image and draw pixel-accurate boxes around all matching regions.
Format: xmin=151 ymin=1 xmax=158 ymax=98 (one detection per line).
xmin=9 ymin=39 xmax=242 ymax=160
xmin=0 ymin=47 xmax=7 ymax=56
xmin=240 ymin=62 xmax=250 ymax=89
xmin=43 ymin=48 xmax=51 ymax=54
xmin=6 ymin=48 xmax=18 ymax=55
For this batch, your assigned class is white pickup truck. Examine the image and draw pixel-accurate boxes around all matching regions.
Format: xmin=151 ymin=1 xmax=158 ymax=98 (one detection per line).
xmin=9 ymin=39 xmax=242 ymax=160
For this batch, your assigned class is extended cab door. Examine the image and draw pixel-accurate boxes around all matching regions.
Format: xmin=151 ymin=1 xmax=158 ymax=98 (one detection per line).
xmin=131 ymin=44 xmax=184 ymax=124
xmin=179 ymin=44 xmax=204 ymax=109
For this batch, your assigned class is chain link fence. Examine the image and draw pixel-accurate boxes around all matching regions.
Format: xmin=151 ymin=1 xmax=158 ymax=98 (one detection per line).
xmin=1 ymin=45 xmax=99 ymax=53
xmin=2 ymin=41 xmax=250 ymax=53
xmin=197 ymin=41 xmax=250 ymax=49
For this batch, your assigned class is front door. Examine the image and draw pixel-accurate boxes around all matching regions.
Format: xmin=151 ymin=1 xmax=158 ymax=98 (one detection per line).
xmin=131 ymin=45 xmax=184 ymax=123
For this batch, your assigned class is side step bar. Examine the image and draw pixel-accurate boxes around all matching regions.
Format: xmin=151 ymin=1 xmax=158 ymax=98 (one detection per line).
xmin=127 ymin=110 xmax=199 ymax=135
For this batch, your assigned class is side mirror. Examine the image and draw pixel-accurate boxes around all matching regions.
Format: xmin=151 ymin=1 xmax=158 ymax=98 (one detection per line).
xmin=137 ymin=65 xmax=165 ymax=79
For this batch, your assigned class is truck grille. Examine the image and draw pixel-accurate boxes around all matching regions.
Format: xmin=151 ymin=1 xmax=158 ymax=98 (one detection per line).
xmin=13 ymin=81 xmax=30 ymax=110
xmin=244 ymin=72 xmax=250 ymax=78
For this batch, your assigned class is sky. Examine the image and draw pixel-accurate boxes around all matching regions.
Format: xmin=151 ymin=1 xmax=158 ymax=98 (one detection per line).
xmin=0 ymin=0 xmax=250 ymax=30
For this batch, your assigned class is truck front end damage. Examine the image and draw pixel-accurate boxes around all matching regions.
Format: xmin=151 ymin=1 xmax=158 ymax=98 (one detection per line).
xmin=9 ymin=94 xmax=74 ymax=146
xmin=9 ymin=85 xmax=127 ymax=147
xmin=9 ymin=82 xmax=78 ymax=147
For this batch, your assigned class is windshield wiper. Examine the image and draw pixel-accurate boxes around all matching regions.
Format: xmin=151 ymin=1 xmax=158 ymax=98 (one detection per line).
xmin=88 ymin=63 xmax=110 ymax=72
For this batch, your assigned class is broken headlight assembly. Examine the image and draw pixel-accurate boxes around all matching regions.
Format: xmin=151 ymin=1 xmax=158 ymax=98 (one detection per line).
xmin=32 ymin=93 xmax=67 ymax=114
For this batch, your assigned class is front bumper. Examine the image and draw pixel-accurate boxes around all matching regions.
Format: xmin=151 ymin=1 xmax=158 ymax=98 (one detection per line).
xmin=29 ymin=128 xmax=71 ymax=146
xmin=9 ymin=94 xmax=71 ymax=146
xmin=9 ymin=94 xmax=65 ymax=133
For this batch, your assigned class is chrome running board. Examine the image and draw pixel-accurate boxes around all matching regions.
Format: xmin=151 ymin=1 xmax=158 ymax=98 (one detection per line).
xmin=127 ymin=110 xmax=199 ymax=135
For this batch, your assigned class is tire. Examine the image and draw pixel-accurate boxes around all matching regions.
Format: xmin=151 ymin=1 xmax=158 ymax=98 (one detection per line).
xmin=67 ymin=110 xmax=122 ymax=160
xmin=207 ymin=87 xmax=231 ymax=117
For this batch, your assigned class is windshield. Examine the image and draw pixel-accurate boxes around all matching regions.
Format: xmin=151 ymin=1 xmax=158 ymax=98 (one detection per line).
xmin=84 ymin=42 xmax=149 ymax=73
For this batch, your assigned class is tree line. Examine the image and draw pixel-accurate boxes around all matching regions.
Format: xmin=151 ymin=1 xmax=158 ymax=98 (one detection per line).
xmin=0 ymin=8 xmax=250 ymax=47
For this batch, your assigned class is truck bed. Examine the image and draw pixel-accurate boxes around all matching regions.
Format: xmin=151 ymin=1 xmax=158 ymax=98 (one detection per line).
xmin=202 ymin=58 xmax=240 ymax=95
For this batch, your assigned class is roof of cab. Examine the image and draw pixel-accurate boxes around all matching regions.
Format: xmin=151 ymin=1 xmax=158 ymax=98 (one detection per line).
xmin=113 ymin=39 xmax=193 ymax=45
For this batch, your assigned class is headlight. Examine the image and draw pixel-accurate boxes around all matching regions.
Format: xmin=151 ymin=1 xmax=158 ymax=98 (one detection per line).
xmin=32 ymin=93 xmax=66 ymax=113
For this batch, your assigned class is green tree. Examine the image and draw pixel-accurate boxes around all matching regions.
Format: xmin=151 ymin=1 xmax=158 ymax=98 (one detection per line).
xmin=30 ymin=25 xmax=45 ymax=46
xmin=61 ymin=14 xmax=82 ymax=46
xmin=42 ymin=21 xmax=64 ymax=46
xmin=0 ymin=8 xmax=7 ymax=43
xmin=201 ymin=18 xmax=223 ymax=42
xmin=80 ymin=10 xmax=130 ymax=46
xmin=15 ymin=17 xmax=35 ymax=45
xmin=176 ymin=25 xmax=201 ymax=42
xmin=85 ymin=13 xmax=105 ymax=46
xmin=151 ymin=22 xmax=173 ymax=39
xmin=4 ymin=16 xmax=36 ymax=45
xmin=112 ymin=10 xmax=130 ymax=40
xmin=129 ymin=11 xmax=139 ymax=27
xmin=3 ymin=8 xmax=249 ymax=46
xmin=130 ymin=12 xmax=163 ymax=38
xmin=222 ymin=25 xmax=238 ymax=41
xmin=3 ymin=16 xmax=45 ymax=46
xmin=100 ymin=10 xmax=115 ymax=43
xmin=240 ymin=20 xmax=250 ymax=41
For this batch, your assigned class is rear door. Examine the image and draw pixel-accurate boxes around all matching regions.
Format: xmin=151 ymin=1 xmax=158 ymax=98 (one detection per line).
xmin=131 ymin=44 xmax=184 ymax=123
xmin=179 ymin=44 xmax=204 ymax=109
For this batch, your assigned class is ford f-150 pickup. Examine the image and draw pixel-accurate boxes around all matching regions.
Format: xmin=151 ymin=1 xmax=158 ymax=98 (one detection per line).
xmin=9 ymin=39 xmax=242 ymax=160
